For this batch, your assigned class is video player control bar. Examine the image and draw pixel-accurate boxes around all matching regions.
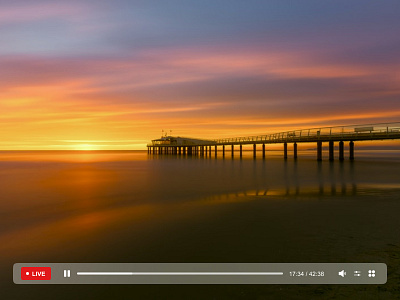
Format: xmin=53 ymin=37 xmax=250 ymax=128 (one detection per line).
xmin=14 ymin=263 xmax=387 ymax=284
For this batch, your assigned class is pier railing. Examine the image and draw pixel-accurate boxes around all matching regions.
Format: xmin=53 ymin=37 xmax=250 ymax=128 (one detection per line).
xmin=213 ymin=122 xmax=400 ymax=145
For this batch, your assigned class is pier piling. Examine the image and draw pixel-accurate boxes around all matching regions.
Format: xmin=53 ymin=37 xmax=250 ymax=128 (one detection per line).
xmin=349 ymin=141 xmax=354 ymax=160
xmin=284 ymin=142 xmax=288 ymax=159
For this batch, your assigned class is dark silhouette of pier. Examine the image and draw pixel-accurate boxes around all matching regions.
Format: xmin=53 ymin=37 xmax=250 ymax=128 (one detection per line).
xmin=147 ymin=122 xmax=400 ymax=161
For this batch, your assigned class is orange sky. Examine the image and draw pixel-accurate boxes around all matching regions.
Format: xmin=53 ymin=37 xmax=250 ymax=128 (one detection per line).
xmin=1 ymin=1 xmax=400 ymax=150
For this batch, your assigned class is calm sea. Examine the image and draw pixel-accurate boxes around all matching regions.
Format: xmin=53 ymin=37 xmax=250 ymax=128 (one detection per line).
xmin=1 ymin=150 xmax=400 ymax=299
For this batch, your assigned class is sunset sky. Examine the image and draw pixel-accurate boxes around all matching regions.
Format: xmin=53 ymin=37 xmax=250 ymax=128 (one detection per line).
xmin=1 ymin=0 xmax=400 ymax=150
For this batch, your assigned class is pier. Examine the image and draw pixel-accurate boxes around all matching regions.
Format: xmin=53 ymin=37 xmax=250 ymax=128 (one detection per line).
xmin=147 ymin=122 xmax=400 ymax=161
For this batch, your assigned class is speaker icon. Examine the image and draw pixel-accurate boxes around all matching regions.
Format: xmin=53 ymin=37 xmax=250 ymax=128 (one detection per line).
xmin=338 ymin=270 xmax=346 ymax=277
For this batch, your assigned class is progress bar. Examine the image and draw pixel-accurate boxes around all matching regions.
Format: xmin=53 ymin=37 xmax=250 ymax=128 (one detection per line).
xmin=77 ymin=272 xmax=284 ymax=276
xmin=14 ymin=263 xmax=387 ymax=284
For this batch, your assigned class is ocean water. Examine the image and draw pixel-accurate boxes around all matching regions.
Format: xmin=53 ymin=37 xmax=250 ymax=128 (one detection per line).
xmin=1 ymin=150 xmax=400 ymax=299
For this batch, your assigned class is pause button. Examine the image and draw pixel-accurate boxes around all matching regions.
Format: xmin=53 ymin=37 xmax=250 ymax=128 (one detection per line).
xmin=64 ymin=270 xmax=71 ymax=278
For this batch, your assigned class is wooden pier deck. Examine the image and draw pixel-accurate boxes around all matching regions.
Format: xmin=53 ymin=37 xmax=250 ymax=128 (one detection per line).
xmin=147 ymin=122 xmax=400 ymax=161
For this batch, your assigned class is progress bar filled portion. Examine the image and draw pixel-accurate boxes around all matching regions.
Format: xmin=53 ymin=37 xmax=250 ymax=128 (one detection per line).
xmin=13 ymin=263 xmax=387 ymax=284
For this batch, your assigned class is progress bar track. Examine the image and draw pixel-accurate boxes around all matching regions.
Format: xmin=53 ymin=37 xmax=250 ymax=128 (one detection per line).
xmin=77 ymin=272 xmax=284 ymax=276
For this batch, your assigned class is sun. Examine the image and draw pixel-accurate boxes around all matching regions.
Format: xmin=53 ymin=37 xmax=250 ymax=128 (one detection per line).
xmin=75 ymin=144 xmax=96 ymax=151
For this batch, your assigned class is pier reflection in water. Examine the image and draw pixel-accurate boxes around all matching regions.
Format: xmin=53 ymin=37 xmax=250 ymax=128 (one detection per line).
xmin=146 ymin=149 xmax=400 ymax=202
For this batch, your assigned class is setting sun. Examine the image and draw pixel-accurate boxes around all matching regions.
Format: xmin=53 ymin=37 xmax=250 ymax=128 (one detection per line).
xmin=75 ymin=144 xmax=96 ymax=151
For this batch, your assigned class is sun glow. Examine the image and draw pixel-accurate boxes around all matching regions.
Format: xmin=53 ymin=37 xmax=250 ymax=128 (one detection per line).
xmin=75 ymin=144 xmax=96 ymax=151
